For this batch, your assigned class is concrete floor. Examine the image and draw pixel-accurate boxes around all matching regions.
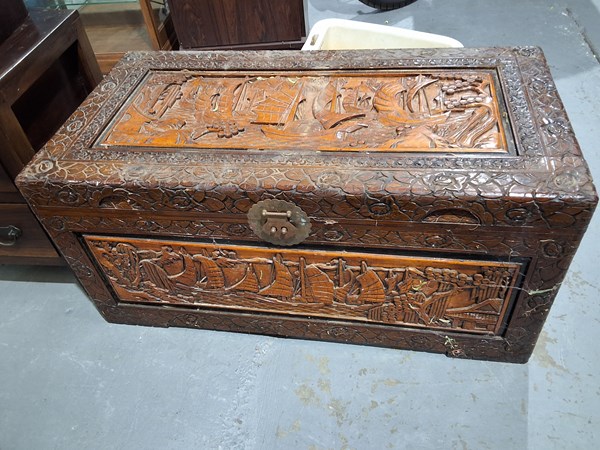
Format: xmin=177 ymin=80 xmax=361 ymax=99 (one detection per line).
xmin=2 ymin=0 xmax=600 ymax=448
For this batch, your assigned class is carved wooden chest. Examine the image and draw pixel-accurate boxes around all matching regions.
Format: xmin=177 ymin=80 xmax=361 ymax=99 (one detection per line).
xmin=17 ymin=49 xmax=597 ymax=362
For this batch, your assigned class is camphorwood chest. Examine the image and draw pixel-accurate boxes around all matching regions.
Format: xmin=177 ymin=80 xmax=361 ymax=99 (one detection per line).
xmin=17 ymin=48 xmax=597 ymax=362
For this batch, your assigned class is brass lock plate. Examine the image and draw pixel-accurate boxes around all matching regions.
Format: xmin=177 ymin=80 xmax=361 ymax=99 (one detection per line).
xmin=247 ymin=199 xmax=311 ymax=246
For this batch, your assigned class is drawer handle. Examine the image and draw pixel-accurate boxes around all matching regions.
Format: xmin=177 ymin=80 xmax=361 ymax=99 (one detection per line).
xmin=0 ymin=225 xmax=22 ymax=246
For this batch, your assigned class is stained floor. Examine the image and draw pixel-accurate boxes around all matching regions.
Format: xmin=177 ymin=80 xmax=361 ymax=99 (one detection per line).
xmin=2 ymin=0 xmax=600 ymax=449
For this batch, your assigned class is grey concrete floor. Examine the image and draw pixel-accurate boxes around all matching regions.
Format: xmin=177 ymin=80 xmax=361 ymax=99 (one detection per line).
xmin=2 ymin=0 xmax=600 ymax=449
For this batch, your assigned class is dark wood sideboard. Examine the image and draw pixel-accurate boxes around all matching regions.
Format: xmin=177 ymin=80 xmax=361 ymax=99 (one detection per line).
xmin=168 ymin=0 xmax=306 ymax=50
xmin=0 ymin=7 xmax=102 ymax=264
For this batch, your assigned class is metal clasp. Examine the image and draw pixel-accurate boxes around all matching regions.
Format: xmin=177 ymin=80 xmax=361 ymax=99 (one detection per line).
xmin=262 ymin=209 xmax=297 ymax=242
xmin=248 ymin=199 xmax=311 ymax=246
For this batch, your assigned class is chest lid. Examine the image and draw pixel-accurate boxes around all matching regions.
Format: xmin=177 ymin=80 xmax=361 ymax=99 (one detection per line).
xmin=17 ymin=48 xmax=597 ymax=231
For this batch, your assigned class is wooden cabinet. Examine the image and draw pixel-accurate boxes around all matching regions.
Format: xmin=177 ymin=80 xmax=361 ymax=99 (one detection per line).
xmin=0 ymin=204 xmax=60 ymax=264
xmin=168 ymin=0 xmax=306 ymax=49
xmin=0 ymin=0 xmax=28 ymax=43
xmin=0 ymin=8 xmax=102 ymax=264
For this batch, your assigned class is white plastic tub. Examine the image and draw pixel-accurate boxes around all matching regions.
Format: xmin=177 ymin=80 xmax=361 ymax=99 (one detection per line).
xmin=302 ymin=18 xmax=463 ymax=50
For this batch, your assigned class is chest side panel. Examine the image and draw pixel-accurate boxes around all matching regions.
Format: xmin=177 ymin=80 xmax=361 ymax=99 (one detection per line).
xmin=84 ymin=235 xmax=523 ymax=336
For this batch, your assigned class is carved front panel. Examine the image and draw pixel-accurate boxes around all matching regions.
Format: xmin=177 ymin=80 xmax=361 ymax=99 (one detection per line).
xmin=85 ymin=236 xmax=522 ymax=335
xmin=98 ymin=69 xmax=512 ymax=153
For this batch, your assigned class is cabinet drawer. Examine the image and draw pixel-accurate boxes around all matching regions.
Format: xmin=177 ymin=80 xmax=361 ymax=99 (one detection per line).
xmin=84 ymin=235 xmax=523 ymax=336
xmin=0 ymin=204 xmax=61 ymax=264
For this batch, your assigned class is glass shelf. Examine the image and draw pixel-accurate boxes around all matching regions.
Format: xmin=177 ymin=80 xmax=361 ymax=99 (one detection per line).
xmin=23 ymin=0 xmax=174 ymax=73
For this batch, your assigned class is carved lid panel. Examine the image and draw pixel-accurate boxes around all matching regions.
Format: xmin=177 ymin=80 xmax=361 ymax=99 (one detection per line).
xmin=16 ymin=49 xmax=597 ymax=232
xmin=98 ymin=69 xmax=513 ymax=154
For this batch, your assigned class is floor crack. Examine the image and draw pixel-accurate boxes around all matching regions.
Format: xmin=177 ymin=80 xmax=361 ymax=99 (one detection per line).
xmin=565 ymin=7 xmax=600 ymax=65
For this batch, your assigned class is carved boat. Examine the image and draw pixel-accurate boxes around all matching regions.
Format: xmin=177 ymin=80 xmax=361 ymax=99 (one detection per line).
xmin=252 ymin=80 xmax=305 ymax=126
xmin=140 ymin=260 xmax=174 ymax=292
xmin=406 ymin=75 xmax=439 ymax=114
xmin=313 ymin=80 xmax=365 ymax=130
xmin=230 ymin=264 xmax=260 ymax=293
xmin=342 ymin=81 xmax=375 ymax=114
xmin=232 ymin=78 xmax=257 ymax=114
xmin=137 ymin=247 xmax=200 ymax=292
xmin=384 ymin=271 xmax=405 ymax=296
xmin=193 ymin=81 xmax=239 ymax=123
xmin=171 ymin=252 xmax=199 ymax=286
xmin=154 ymin=249 xmax=184 ymax=276
xmin=149 ymin=83 xmax=182 ymax=118
xmin=259 ymin=255 xmax=294 ymax=299
xmin=373 ymin=82 xmax=449 ymax=127
xmin=297 ymin=257 xmax=334 ymax=304
xmin=355 ymin=262 xmax=386 ymax=303
xmin=333 ymin=283 xmax=353 ymax=303
xmin=333 ymin=258 xmax=356 ymax=303
xmin=192 ymin=254 xmax=226 ymax=289
xmin=132 ymin=83 xmax=178 ymax=120
xmin=141 ymin=253 xmax=181 ymax=286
